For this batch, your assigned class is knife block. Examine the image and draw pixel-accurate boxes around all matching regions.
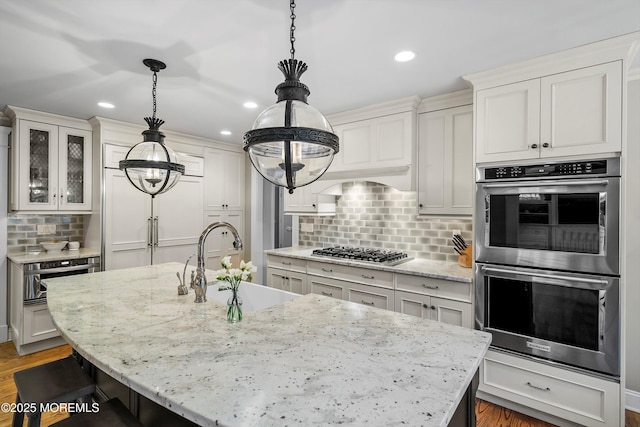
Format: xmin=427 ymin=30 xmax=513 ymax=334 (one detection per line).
xmin=457 ymin=246 xmax=472 ymax=268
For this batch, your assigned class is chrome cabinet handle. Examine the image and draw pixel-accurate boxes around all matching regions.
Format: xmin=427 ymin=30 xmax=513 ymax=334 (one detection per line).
xmin=321 ymin=268 xmax=333 ymax=272
xmin=526 ymin=381 xmax=550 ymax=392
xmin=361 ymin=275 xmax=375 ymax=280
xmin=483 ymin=179 xmax=609 ymax=189
xmin=321 ymin=291 xmax=333 ymax=297
xmin=147 ymin=217 xmax=153 ymax=247
xmin=361 ymin=300 xmax=375 ymax=305
xmin=422 ymin=284 xmax=439 ymax=290
xmin=481 ymin=266 xmax=609 ymax=285
xmin=153 ymin=216 xmax=159 ymax=247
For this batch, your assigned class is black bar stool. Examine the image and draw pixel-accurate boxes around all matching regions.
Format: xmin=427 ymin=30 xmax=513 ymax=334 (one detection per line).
xmin=50 ymin=398 xmax=143 ymax=427
xmin=12 ymin=356 xmax=95 ymax=427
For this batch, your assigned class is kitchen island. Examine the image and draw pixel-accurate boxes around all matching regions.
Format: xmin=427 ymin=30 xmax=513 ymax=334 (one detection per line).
xmin=46 ymin=263 xmax=491 ymax=426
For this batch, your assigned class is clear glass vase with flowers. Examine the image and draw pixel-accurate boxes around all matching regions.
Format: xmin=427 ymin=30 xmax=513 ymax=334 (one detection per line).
xmin=216 ymin=256 xmax=257 ymax=323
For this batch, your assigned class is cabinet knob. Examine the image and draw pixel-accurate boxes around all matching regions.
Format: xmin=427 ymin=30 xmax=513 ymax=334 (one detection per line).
xmin=419 ymin=204 xmax=423 ymax=208
xmin=530 ymin=144 xmax=538 ymax=149
xmin=431 ymin=305 xmax=436 ymax=310
xmin=542 ymin=143 xmax=550 ymax=148
xmin=312 ymin=204 xmax=316 ymax=208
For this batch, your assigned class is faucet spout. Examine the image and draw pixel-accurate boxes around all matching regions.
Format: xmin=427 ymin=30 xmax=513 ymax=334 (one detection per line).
xmin=191 ymin=222 xmax=243 ymax=303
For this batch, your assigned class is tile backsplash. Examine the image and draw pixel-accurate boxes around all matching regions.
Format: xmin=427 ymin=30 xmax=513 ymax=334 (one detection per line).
xmin=298 ymin=182 xmax=472 ymax=262
xmin=7 ymin=214 xmax=85 ymax=254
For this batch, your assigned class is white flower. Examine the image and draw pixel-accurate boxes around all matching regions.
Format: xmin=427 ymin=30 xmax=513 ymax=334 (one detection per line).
xmin=221 ymin=256 xmax=232 ymax=269
xmin=240 ymin=260 xmax=257 ymax=274
xmin=228 ymin=268 xmax=243 ymax=280
xmin=215 ymin=269 xmax=229 ymax=281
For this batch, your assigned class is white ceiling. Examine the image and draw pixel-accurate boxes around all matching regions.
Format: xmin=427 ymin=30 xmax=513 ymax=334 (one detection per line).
xmin=1 ymin=0 xmax=639 ymax=145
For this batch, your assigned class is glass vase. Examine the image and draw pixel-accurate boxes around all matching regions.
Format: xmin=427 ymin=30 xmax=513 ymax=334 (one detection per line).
xmin=227 ymin=290 xmax=243 ymax=323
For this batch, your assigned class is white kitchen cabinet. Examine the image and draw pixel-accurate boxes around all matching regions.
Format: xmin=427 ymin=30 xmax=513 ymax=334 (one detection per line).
xmin=8 ymin=261 xmax=65 ymax=355
xmin=479 ymin=349 xmax=620 ymax=427
xmin=8 ymin=114 xmax=92 ymax=212
xmin=344 ymin=281 xmax=394 ymax=311
xmin=202 ymin=210 xmax=245 ymax=271
xmin=417 ymin=103 xmax=473 ymax=216
xmin=330 ymin=111 xmax=413 ymax=173
xmin=266 ymin=255 xmax=308 ymax=294
xmin=307 ymin=275 xmax=346 ymax=300
xmin=103 ymin=144 xmax=204 ymax=270
xmin=394 ymin=273 xmax=472 ymax=328
xmin=283 ymin=185 xmax=336 ymax=215
xmin=204 ymin=147 xmax=245 ymax=211
xmin=475 ymin=61 xmax=622 ymax=163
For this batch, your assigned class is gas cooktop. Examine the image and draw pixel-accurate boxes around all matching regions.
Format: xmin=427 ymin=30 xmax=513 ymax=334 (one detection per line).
xmin=311 ymin=246 xmax=412 ymax=266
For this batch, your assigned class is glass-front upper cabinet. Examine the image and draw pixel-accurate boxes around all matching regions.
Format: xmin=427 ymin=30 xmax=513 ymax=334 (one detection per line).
xmin=16 ymin=119 xmax=92 ymax=212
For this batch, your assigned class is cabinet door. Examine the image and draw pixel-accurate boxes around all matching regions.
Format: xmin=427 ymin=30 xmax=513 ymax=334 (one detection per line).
xmin=430 ymin=296 xmax=472 ymax=328
xmin=204 ymin=148 xmax=245 ymax=210
xmin=288 ymin=271 xmax=308 ymax=295
xmin=23 ymin=304 xmax=59 ymax=344
xmin=267 ymin=267 xmax=287 ymax=290
xmin=153 ymin=175 xmax=203 ymax=264
xmin=58 ymin=127 xmax=92 ymax=211
xmin=203 ymin=210 xmax=245 ymax=270
xmin=283 ymin=185 xmax=315 ymax=213
xmin=418 ymin=105 xmax=473 ymax=216
xmin=104 ymin=169 xmax=151 ymax=270
xmin=394 ymin=291 xmax=432 ymax=319
xmin=475 ymin=80 xmax=541 ymax=163
xmin=540 ymin=61 xmax=622 ymax=157
xmin=18 ymin=120 xmax=59 ymax=210
xmin=331 ymin=112 xmax=412 ymax=172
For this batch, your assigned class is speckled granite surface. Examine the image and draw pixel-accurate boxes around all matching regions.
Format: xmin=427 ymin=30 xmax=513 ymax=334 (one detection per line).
xmin=46 ymin=262 xmax=490 ymax=427
xmin=8 ymin=248 xmax=101 ymax=264
xmin=265 ymin=247 xmax=473 ymax=283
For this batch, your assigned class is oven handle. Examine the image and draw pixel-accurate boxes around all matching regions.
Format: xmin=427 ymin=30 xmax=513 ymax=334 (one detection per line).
xmin=480 ymin=266 xmax=609 ymax=285
xmin=481 ymin=179 xmax=609 ymax=188
xmin=25 ymin=263 xmax=100 ymax=276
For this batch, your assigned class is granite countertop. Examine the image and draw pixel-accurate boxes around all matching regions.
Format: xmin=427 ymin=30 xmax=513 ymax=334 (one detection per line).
xmin=265 ymin=247 xmax=473 ymax=283
xmin=8 ymin=248 xmax=101 ymax=264
xmin=46 ymin=262 xmax=491 ymax=427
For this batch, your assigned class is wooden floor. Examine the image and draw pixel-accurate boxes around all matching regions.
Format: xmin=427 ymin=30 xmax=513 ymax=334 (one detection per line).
xmin=0 ymin=341 xmax=638 ymax=427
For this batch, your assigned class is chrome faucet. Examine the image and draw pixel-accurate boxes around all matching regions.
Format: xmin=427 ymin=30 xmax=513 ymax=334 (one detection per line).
xmin=191 ymin=222 xmax=243 ymax=303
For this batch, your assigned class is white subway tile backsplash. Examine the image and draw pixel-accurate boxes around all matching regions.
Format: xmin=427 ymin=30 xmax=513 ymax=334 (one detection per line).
xmin=298 ymin=182 xmax=472 ymax=262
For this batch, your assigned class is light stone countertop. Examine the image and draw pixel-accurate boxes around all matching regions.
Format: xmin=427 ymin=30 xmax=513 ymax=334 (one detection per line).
xmin=8 ymin=248 xmax=101 ymax=264
xmin=46 ymin=262 xmax=491 ymax=427
xmin=265 ymin=246 xmax=474 ymax=283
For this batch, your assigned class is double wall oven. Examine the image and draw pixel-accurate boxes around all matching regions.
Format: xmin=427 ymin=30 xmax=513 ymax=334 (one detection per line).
xmin=474 ymin=158 xmax=620 ymax=377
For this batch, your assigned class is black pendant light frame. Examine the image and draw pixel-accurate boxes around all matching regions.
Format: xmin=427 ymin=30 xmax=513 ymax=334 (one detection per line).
xmin=243 ymin=0 xmax=339 ymax=194
xmin=119 ymin=59 xmax=185 ymax=198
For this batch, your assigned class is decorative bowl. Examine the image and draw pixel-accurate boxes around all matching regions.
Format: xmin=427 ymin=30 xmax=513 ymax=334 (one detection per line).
xmin=41 ymin=241 xmax=68 ymax=253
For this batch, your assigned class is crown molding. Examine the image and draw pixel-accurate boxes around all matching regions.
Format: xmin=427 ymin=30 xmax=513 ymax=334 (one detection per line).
xmin=326 ymin=96 xmax=421 ymax=125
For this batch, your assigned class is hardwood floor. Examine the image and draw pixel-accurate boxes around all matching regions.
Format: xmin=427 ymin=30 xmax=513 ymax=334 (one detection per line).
xmin=0 ymin=341 xmax=638 ymax=426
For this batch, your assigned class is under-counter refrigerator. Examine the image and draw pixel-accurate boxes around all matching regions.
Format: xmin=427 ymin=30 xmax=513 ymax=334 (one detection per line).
xmin=1 ymin=126 xmax=11 ymax=342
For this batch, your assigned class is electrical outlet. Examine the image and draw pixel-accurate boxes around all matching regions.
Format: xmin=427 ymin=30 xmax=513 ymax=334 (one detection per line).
xmin=452 ymin=229 xmax=461 ymax=237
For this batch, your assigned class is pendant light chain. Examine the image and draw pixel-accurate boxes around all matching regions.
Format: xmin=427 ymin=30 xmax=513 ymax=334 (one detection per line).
xmin=151 ymin=70 xmax=158 ymax=120
xmin=289 ymin=0 xmax=296 ymax=60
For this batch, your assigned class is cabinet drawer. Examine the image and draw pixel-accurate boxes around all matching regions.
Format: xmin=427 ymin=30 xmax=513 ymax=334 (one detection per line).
xmin=23 ymin=304 xmax=59 ymax=344
xmin=307 ymin=261 xmax=393 ymax=289
xmin=395 ymin=273 xmax=471 ymax=302
xmin=309 ymin=277 xmax=344 ymax=300
xmin=267 ymin=255 xmax=306 ymax=273
xmin=481 ymin=350 xmax=619 ymax=427
xmin=345 ymin=282 xmax=394 ymax=311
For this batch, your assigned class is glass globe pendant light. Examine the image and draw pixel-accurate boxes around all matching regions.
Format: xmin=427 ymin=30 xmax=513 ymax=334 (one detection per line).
xmin=243 ymin=0 xmax=339 ymax=194
xmin=119 ymin=59 xmax=185 ymax=198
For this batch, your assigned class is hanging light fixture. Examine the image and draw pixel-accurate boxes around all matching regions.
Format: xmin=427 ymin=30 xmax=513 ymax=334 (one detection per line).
xmin=243 ymin=0 xmax=339 ymax=194
xmin=119 ymin=59 xmax=185 ymax=198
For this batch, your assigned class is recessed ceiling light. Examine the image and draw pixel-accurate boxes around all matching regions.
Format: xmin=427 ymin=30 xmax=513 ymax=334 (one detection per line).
xmin=243 ymin=101 xmax=258 ymax=109
xmin=394 ymin=51 xmax=415 ymax=62
xmin=220 ymin=130 xmax=232 ymax=136
xmin=98 ymin=101 xmax=115 ymax=109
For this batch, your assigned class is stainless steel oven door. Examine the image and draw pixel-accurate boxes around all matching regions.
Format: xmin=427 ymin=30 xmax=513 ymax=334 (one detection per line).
xmin=475 ymin=177 xmax=620 ymax=275
xmin=475 ymin=263 xmax=620 ymax=377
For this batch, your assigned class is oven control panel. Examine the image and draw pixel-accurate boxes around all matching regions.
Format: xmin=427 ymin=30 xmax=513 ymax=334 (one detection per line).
xmin=483 ymin=159 xmax=608 ymax=180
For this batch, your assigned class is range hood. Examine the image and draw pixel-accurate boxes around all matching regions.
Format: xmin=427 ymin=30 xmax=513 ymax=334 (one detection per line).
xmin=320 ymin=96 xmax=420 ymax=192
